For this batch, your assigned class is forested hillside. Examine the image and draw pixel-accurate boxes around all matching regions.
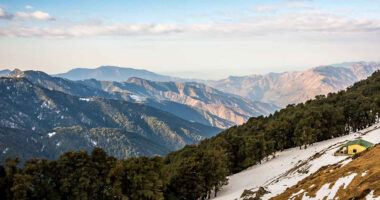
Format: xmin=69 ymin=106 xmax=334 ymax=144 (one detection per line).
xmin=9 ymin=69 xmax=242 ymax=129
xmin=1 ymin=70 xmax=380 ymax=199
xmin=0 ymin=77 xmax=220 ymax=162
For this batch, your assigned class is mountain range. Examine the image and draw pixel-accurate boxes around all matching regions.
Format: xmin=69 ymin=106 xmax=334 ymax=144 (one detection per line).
xmin=0 ymin=76 xmax=221 ymax=162
xmin=54 ymin=65 xmax=187 ymax=82
xmin=1 ymin=61 xmax=379 ymax=162
xmin=79 ymin=77 xmax=278 ymax=125
xmin=207 ymin=62 xmax=380 ymax=107
xmin=8 ymin=69 xmax=275 ymax=128
xmin=53 ymin=62 xmax=380 ymax=107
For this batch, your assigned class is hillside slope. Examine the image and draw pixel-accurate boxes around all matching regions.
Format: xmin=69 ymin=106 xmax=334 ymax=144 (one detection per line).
xmin=80 ymin=77 xmax=279 ymax=125
xmin=0 ymin=77 xmax=220 ymax=161
xmin=271 ymin=144 xmax=380 ymax=200
xmin=214 ymin=124 xmax=380 ymax=200
xmin=208 ymin=62 xmax=380 ymax=107
xmin=9 ymin=69 xmax=235 ymax=128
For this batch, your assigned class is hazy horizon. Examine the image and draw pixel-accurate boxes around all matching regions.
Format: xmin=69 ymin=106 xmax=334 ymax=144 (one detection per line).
xmin=1 ymin=60 xmax=379 ymax=80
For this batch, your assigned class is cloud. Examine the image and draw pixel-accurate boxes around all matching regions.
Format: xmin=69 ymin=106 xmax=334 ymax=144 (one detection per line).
xmin=251 ymin=2 xmax=312 ymax=13
xmin=285 ymin=2 xmax=311 ymax=9
xmin=0 ymin=8 xmax=13 ymax=20
xmin=25 ymin=5 xmax=34 ymax=10
xmin=192 ymin=11 xmax=380 ymax=35
xmin=1 ymin=10 xmax=380 ymax=38
xmin=252 ymin=6 xmax=276 ymax=12
xmin=15 ymin=10 xmax=54 ymax=20
xmin=0 ymin=23 xmax=183 ymax=38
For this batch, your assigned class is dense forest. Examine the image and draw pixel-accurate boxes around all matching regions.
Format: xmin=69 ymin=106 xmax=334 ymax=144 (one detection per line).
xmin=1 ymin=70 xmax=380 ymax=199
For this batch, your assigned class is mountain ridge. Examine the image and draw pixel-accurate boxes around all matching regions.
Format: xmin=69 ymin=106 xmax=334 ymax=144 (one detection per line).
xmin=0 ymin=76 xmax=221 ymax=161
xmin=54 ymin=65 xmax=189 ymax=82
xmin=207 ymin=62 xmax=380 ymax=107
xmin=7 ymin=69 xmax=238 ymax=128
xmin=79 ymin=77 xmax=279 ymax=125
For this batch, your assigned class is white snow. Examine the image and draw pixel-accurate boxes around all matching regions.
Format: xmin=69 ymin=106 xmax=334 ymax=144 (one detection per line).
xmin=213 ymin=123 xmax=380 ymax=200
xmin=2 ymin=147 xmax=9 ymax=154
xmin=129 ymin=94 xmax=146 ymax=102
xmin=48 ymin=132 xmax=56 ymax=138
xmin=56 ymin=141 xmax=61 ymax=147
xmin=79 ymin=97 xmax=91 ymax=102
xmin=339 ymin=158 xmax=352 ymax=167
xmin=289 ymin=189 xmax=304 ymax=200
xmin=366 ymin=191 xmax=380 ymax=200
xmin=37 ymin=113 xmax=43 ymax=120
xmin=303 ymin=173 xmax=357 ymax=200
xmin=41 ymin=100 xmax=53 ymax=109
xmin=90 ymin=139 xmax=97 ymax=146
xmin=362 ymin=170 xmax=368 ymax=177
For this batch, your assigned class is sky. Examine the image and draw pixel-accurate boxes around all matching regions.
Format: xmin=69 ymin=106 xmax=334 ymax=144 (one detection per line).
xmin=0 ymin=0 xmax=380 ymax=79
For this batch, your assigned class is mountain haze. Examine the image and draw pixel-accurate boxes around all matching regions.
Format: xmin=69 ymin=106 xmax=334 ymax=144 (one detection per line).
xmin=207 ymin=62 xmax=380 ymax=107
xmin=54 ymin=66 xmax=187 ymax=82
xmin=80 ymin=77 xmax=279 ymax=125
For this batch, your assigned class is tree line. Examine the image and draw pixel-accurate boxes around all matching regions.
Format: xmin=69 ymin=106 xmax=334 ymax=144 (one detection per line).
xmin=1 ymin=70 xmax=380 ymax=199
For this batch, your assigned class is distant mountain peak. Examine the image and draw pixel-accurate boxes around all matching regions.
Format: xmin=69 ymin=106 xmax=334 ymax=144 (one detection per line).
xmin=0 ymin=69 xmax=11 ymax=77
xmin=54 ymin=65 xmax=186 ymax=82
xmin=7 ymin=68 xmax=25 ymax=78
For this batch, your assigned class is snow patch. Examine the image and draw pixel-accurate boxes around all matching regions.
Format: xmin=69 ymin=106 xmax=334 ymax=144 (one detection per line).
xmin=289 ymin=189 xmax=304 ymax=199
xmin=129 ymin=94 xmax=146 ymax=102
xmin=366 ymin=190 xmax=380 ymax=200
xmin=79 ymin=97 xmax=91 ymax=102
xmin=304 ymin=173 xmax=357 ymax=200
xmin=339 ymin=158 xmax=352 ymax=167
xmin=89 ymin=138 xmax=97 ymax=146
xmin=48 ymin=132 xmax=56 ymax=138
xmin=2 ymin=148 xmax=9 ymax=154
xmin=362 ymin=170 xmax=368 ymax=177
xmin=41 ymin=100 xmax=53 ymax=109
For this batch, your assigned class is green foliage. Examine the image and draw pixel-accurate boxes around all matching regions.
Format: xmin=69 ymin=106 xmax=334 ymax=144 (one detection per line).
xmin=108 ymin=156 xmax=167 ymax=200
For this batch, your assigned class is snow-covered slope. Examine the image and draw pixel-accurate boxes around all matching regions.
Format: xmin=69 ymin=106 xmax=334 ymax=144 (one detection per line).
xmin=213 ymin=123 xmax=380 ymax=200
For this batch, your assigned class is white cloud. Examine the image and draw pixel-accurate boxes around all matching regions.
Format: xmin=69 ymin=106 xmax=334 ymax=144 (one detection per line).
xmin=25 ymin=5 xmax=34 ymax=10
xmin=285 ymin=2 xmax=311 ymax=9
xmin=1 ymin=10 xmax=380 ymax=38
xmin=187 ymin=11 xmax=380 ymax=35
xmin=15 ymin=10 xmax=54 ymax=20
xmin=0 ymin=8 xmax=13 ymax=20
xmin=0 ymin=23 xmax=182 ymax=38
xmin=252 ymin=6 xmax=276 ymax=12
xmin=252 ymin=2 xmax=312 ymax=13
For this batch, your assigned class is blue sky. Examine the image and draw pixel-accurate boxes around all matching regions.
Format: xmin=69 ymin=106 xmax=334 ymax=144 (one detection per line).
xmin=0 ymin=0 xmax=380 ymax=79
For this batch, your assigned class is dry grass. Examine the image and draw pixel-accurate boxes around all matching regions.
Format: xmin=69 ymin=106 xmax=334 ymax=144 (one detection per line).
xmin=270 ymin=145 xmax=380 ymax=200
xmin=241 ymin=187 xmax=269 ymax=200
